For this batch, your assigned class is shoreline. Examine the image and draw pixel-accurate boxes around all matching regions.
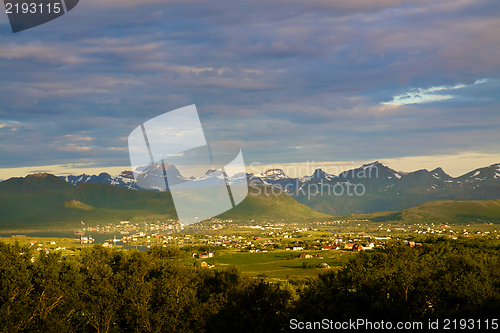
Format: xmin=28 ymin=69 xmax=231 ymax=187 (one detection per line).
xmin=0 ymin=228 xmax=81 ymax=234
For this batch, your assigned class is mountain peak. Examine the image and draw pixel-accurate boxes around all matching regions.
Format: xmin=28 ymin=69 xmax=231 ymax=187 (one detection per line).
xmin=430 ymin=167 xmax=448 ymax=175
xmin=0 ymin=172 xmax=74 ymax=194
xmin=430 ymin=167 xmax=452 ymax=180
xmin=261 ymin=168 xmax=288 ymax=178
xmin=311 ymin=168 xmax=329 ymax=179
xmin=28 ymin=172 xmax=53 ymax=178
xmin=360 ymin=161 xmax=381 ymax=169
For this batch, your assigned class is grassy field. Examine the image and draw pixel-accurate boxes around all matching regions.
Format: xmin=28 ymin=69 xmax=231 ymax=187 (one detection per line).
xmin=0 ymin=235 xmax=96 ymax=257
xmin=1 ymin=234 xmax=359 ymax=279
xmin=184 ymin=249 xmax=361 ymax=279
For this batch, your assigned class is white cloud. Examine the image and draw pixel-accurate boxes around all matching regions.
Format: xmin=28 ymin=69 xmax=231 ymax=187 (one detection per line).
xmin=382 ymin=79 xmax=491 ymax=105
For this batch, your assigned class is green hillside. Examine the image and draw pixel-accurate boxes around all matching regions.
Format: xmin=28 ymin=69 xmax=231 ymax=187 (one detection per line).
xmin=400 ymin=200 xmax=500 ymax=224
xmin=0 ymin=174 xmax=329 ymax=230
xmin=216 ymin=186 xmax=330 ymax=220
xmin=354 ymin=199 xmax=500 ymax=224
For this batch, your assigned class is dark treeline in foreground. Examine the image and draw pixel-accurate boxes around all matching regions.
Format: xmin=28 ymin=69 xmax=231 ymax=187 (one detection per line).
xmin=1 ymin=238 xmax=500 ymax=332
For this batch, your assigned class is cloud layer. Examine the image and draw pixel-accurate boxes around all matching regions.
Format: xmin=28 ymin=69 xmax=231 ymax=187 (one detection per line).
xmin=0 ymin=0 xmax=499 ymax=174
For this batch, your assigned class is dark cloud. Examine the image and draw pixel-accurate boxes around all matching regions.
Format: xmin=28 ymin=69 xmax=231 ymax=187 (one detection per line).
xmin=0 ymin=0 xmax=499 ymax=170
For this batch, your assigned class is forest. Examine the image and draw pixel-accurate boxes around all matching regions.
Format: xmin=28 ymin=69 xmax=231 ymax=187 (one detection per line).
xmin=1 ymin=238 xmax=499 ymax=332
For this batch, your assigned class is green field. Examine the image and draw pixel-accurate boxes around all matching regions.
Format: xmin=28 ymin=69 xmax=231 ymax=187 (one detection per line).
xmin=184 ymin=249 xmax=360 ymax=279
xmin=0 ymin=235 xmax=100 ymax=257
xmin=1 ymin=233 xmax=360 ymax=279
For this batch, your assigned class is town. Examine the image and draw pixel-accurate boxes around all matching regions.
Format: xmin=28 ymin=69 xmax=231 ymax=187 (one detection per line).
xmin=3 ymin=217 xmax=498 ymax=280
xmin=74 ymin=217 xmax=499 ymax=251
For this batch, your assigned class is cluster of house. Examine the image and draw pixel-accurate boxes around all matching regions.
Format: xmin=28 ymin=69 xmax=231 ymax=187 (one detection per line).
xmin=79 ymin=219 xmax=183 ymax=234
xmin=29 ymin=241 xmax=66 ymax=252
xmin=299 ymin=253 xmax=323 ymax=259
xmin=298 ymin=255 xmax=330 ymax=269
xmin=196 ymin=251 xmax=215 ymax=259
xmin=287 ymin=242 xmax=376 ymax=252
xmin=78 ymin=236 xmax=94 ymax=244
xmin=194 ymin=251 xmax=216 ymax=269
xmin=403 ymin=240 xmax=422 ymax=247
xmin=348 ymin=243 xmax=374 ymax=251
xmin=249 ymin=249 xmax=268 ymax=253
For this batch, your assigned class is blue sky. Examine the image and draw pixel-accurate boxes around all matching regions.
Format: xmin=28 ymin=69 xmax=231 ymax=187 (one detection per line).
xmin=0 ymin=0 xmax=499 ymax=178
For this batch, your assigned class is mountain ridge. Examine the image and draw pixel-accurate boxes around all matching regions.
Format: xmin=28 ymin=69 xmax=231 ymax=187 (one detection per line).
xmin=4 ymin=161 xmax=500 ymax=217
xmin=248 ymin=161 xmax=500 ymax=215
xmin=0 ymin=173 xmax=328 ymax=229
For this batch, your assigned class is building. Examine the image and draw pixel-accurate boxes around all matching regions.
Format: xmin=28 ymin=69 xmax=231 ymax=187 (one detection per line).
xmin=352 ymin=244 xmax=363 ymax=252
xmin=362 ymin=243 xmax=375 ymax=250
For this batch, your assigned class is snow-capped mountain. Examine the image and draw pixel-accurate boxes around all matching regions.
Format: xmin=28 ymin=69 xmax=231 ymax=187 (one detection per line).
xmin=60 ymin=163 xmax=248 ymax=191
xmin=258 ymin=168 xmax=289 ymax=180
xmin=63 ymin=171 xmax=137 ymax=190
xmin=247 ymin=161 xmax=500 ymax=215
xmin=456 ymin=163 xmax=500 ymax=182
xmin=58 ymin=161 xmax=500 ymax=215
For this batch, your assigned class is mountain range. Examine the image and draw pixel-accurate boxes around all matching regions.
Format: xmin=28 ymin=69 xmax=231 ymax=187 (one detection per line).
xmin=0 ymin=173 xmax=327 ymax=229
xmin=1 ymin=160 xmax=500 ymax=229
xmin=58 ymin=161 xmax=500 ymax=216
xmin=251 ymin=161 xmax=500 ymax=215
xmin=60 ymin=162 xmax=247 ymax=191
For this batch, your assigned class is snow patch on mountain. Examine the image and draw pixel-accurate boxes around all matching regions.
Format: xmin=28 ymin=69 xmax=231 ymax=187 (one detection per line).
xmin=361 ymin=161 xmax=379 ymax=169
xmin=259 ymin=169 xmax=289 ymax=180
xmin=120 ymin=177 xmax=135 ymax=184
xmin=471 ymin=170 xmax=480 ymax=177
xmin=151 ymin=185 xmax=166 ymax=192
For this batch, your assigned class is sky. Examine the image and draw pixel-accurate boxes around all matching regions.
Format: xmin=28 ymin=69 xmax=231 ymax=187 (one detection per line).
xmin=0 ymin=0 xmax=499 ymax=179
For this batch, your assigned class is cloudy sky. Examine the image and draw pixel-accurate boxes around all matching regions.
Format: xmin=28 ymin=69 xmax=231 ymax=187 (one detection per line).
xmin=0 ymin=0 xmax=499 ymax=179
